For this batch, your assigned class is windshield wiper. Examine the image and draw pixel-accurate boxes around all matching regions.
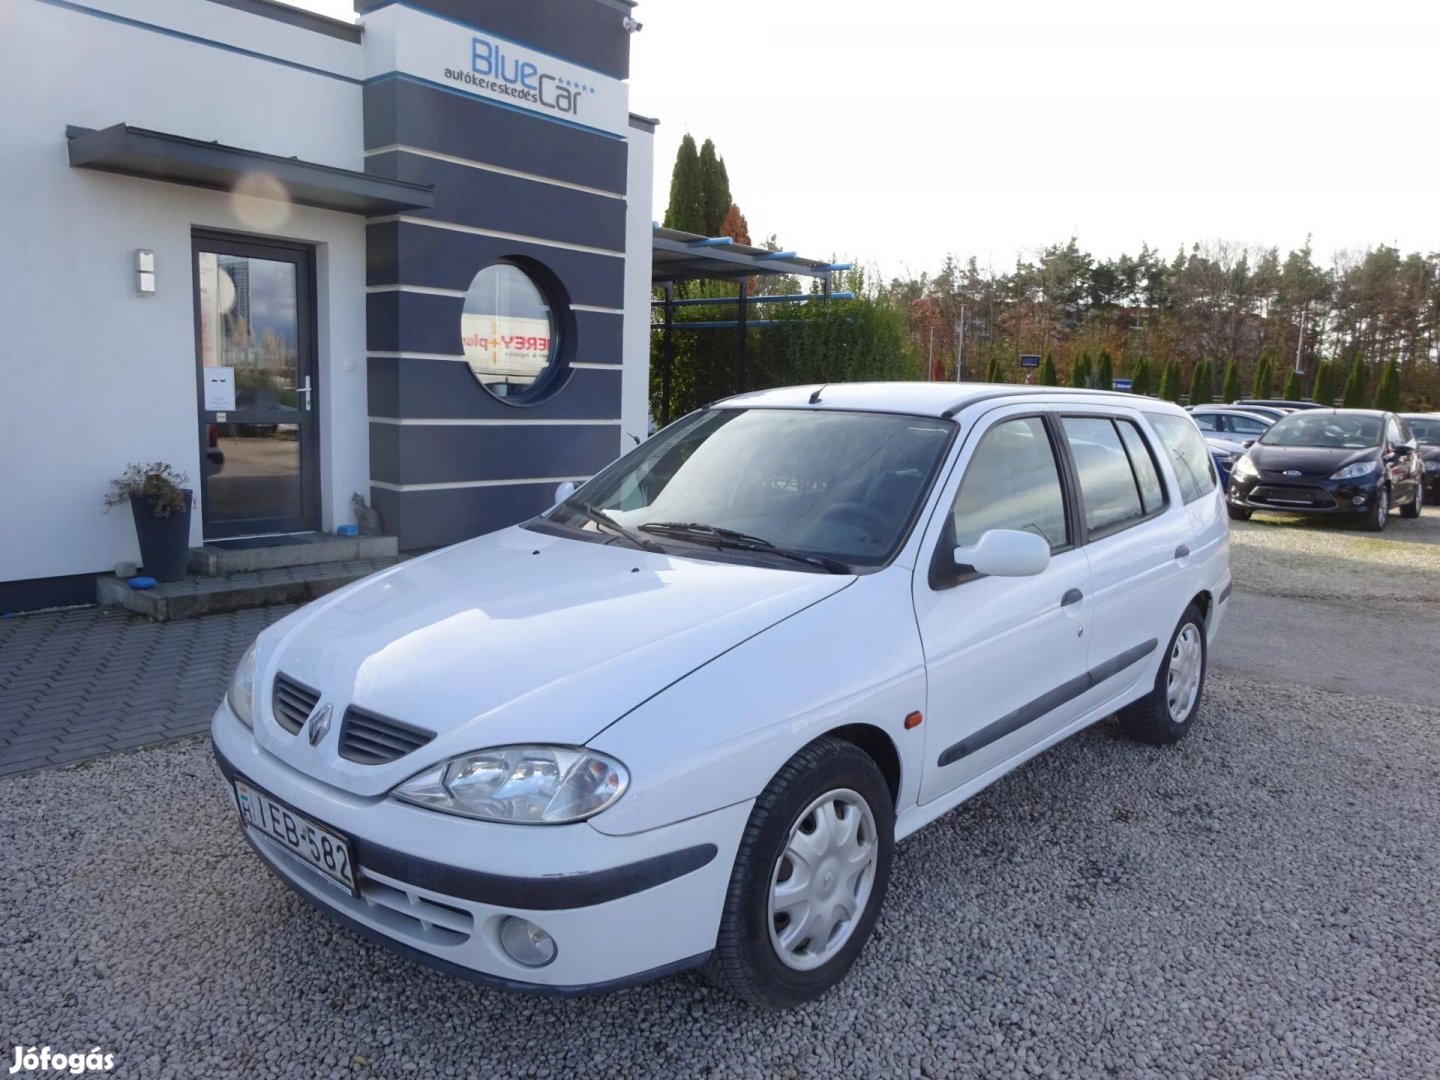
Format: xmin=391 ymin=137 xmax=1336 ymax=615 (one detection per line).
xmin=583 ymin=504 xmax=664 ymax=552
xmin=638 ymin=521 xmax=852 ymax=574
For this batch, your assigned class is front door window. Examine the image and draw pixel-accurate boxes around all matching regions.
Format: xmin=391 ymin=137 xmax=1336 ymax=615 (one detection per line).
xmin=194 ymin=235 xmax=318 ymax=538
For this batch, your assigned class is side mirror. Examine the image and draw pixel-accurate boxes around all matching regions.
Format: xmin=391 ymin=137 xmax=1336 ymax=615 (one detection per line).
xmin=553 ymin=480 xmax=577 ymax=506
xmin=954 ymin=529 xmax=1051 ymax=577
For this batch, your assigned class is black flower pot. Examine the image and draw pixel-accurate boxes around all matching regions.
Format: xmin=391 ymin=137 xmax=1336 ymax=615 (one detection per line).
xmin=129 ymin=490 xmax=193 ymax=583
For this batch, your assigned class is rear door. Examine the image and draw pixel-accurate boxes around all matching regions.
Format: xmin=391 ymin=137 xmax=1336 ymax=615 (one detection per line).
xmin=912 ymin=407 xmax=1092 ymax=804
xmin=1055 ymin=410 xmax=1190 ymax=709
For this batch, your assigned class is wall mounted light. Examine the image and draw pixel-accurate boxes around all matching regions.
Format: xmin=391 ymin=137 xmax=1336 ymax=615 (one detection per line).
xmin=136 ymin=249 xmax=155 ymax=295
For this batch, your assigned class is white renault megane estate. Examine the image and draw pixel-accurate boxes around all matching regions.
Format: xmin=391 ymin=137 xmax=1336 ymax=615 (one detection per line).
xmin=213 ymin=382 xmax=1230 ymax=1007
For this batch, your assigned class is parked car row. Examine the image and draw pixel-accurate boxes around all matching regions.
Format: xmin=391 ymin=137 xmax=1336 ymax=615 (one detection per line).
xmin=1185 ymin=399 xmax=1434 ymax=532
xmin=1223 ymin=410 xmax=1425 ymax=530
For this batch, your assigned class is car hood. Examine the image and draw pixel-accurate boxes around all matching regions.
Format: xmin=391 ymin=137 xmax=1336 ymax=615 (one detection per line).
xmin=1248 ymin=443 xmax=1376 ymax=478
xmin=250 ymin=526 xmax=852 ymax=796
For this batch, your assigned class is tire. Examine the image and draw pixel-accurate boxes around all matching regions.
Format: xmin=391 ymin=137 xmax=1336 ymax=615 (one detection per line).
xmin=708 ymin=736 xmax=894 ymax=1008
xmin=1117 ymin=604 xmax=1207 ymax=745
xmin=1363 ymin=485 xmax=1390 ymax=531
xmin=1401 ymin=481 xmax=1422 ymax=519
xmin=1226 ymin=504 xmax=1252 ymax=522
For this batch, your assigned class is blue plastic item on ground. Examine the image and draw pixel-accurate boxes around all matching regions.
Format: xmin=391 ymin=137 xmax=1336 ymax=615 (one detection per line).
xmin=127 ymin=576 xmax=158 ymax=590
xmin=336 ymin=524 xmax=360 ymax=537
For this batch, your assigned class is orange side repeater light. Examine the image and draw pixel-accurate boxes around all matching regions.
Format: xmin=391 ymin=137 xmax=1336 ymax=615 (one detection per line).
xmin=904 ymin=711 xmax=923 ymax=730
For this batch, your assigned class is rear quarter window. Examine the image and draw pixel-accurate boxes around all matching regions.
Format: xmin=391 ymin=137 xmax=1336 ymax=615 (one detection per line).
xmin=1146 ymin=413 xmax=1217 ymax=504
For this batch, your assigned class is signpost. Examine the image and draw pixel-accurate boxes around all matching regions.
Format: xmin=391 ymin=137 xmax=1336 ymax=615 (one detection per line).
xmin=1019 ymin=354 xmax=1041 ymax=369
xmin=1112 ymin=378 xmax=1133 ymax=392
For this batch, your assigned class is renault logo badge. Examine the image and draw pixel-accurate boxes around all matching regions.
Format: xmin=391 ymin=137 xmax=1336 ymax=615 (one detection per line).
xmin=1283 ymin=469 xmax=1301 ymax=477
xmin=306 ymin=703 xmax=333 ymax=746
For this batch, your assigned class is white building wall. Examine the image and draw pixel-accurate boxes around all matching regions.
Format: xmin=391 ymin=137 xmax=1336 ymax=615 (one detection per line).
xmin=622 ymin=121 xmax=656 ymax=448
xmin=0 ymin=0 xmax=369 ymax=585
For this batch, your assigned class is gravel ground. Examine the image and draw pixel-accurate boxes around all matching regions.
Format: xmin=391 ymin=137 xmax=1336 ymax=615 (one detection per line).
xmin=4 ymin=513 xmax=1439 ymax=1078
xmin=2 ymin=665 xmax=1436 ymax=1079
xmin=1229 ymin=503 xmax=1440 ymax=611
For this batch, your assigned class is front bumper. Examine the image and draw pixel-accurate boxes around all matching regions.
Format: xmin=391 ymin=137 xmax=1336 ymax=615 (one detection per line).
xmin=1227 ymin=473 xmax=1377 ymax=516
xmin=211 ymin=700 xmax=749 ymax=994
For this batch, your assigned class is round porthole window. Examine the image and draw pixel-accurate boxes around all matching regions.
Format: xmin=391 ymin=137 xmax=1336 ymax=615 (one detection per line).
xmin=461 ymin=263 xmax=559 ymax=402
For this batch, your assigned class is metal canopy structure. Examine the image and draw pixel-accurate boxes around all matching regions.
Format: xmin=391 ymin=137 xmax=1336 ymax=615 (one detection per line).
xmin=653 ymin=226 xmax=843 ymax=283
xmin=651 ymin=226 xmax=852 ymax=424
xmin=66 ymin=124 xmax=436 ymax=216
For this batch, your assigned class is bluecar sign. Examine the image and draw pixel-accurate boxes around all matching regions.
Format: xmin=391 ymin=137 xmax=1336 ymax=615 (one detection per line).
xmin=364 ymin=4 xmax=630 ymax=138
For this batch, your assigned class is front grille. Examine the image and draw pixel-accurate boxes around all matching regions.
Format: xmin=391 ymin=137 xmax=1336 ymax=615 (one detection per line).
xmin=339 ymin=706 xmax=435 ymax=765
xmin=272 ymin=673 xmax=320 ymax=735
xmin=1251 ymin=484 xmax=1337 ymax=508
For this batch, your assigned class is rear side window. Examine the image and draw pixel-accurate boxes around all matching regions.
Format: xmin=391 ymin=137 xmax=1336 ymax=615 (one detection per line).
xmin=1115 ymin=420 xmax=1166 ymax=513
xmin=1192 ymin=413 xmax=1218 ymax=431
xmin=1227 ymin=414 xmax=1268 ymax=437
xmin=1147 ymin=413 xmax=1217 ymax=504
xmin=1060 ymin=417 xmax=1146 ymax=534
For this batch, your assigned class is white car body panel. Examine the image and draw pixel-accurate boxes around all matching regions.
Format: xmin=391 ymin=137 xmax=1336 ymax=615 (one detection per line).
xmin=246 ymin=526 xmax=850 ymax=798
xmin=212 ymin=383 xmax=1231 ymax=993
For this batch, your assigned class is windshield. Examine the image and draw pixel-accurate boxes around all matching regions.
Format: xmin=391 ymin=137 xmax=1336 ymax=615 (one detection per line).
xmin=1260 ymin=413 xmax=1382 ymax=449
xmin=545 ymin=408 xmax=954 ymax=568
xmin=1407 ymin=418 xmax=1440 ymax=445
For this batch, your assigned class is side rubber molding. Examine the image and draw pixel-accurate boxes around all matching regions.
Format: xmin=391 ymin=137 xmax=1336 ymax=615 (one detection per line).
xmin=937 ymin=639 xmax=1159 ymax=767
xmin=1218 ymin=582 xmax=1232 ymax=604
xmin=213 ymin=740 xmax=717 ymax=910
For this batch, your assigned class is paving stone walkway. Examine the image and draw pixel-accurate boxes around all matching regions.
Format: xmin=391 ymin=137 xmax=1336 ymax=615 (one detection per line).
xmin=0 ymin=604 xmax=295 ymax=776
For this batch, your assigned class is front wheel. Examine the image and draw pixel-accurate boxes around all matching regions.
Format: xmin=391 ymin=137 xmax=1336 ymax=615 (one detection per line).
xmin=1401 ymin=481 xmax=1423 ymax=519
xmin=1362 ymin=486 xmax=1390 ymax=531
xmin=1117 ymin=604 xmax=1208 ymax=745
xmin=708 ymin=737 xmax=894 ymax=1008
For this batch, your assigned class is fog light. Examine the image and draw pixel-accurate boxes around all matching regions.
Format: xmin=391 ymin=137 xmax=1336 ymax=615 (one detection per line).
xmin=1352 ymin=495 xmax=1367 ymax=506
xmin=499 ymin=916 xmax=557 ymax=968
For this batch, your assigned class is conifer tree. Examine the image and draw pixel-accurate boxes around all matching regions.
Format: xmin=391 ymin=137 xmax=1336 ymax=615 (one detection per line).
xmin=1342 ymin=354 xmax=1367 ymax=408
xmin=1187 ymin=361 xmax=1212 ymax=406
xmin=1373 ymin=359 xmax=1401 ymax=411
xmin=1039 ymin=351 xmax=1058 ymax=386
xmin=1312 ymin=360 xmax=1336 ymax=406
xmin=1282 ymin=368 xmax=1302 ymax=401
xmin=1221 ymin=360 xmax=1242 ymax=404
xmin=1095 ymin=350 xmax=1114 ymax=391
xmin=662 ymin=134 xmax=704 ymax=233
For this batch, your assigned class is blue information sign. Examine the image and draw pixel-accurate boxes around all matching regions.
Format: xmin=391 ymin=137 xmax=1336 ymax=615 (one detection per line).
xmin=1019 ymin=354 xmax=1041 ymax=368
xmin=1112 ymin=378 xmax=1133 ymax=391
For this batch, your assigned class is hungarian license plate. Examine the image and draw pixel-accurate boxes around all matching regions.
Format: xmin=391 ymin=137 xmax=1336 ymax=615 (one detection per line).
xmin=234 ymin=779 xmax=357 ymax=896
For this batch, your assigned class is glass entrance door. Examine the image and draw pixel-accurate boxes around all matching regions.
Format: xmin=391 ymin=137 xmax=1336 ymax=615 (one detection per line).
xmin=193 ymin=233 xmax=319 ymax=538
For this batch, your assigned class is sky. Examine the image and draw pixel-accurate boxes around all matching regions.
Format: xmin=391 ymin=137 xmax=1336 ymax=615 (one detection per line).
xmin=297 ymin=0 xmax=1440 ymax=280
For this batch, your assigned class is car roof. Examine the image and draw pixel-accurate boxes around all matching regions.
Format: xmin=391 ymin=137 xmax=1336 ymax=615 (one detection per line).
xmin=711 ymin=381 xmax=1190 ymax=420
xmin=1271 ymin=407 xmax=1389 ymax=418
xmin=1189 ymin=406 xmax=1275 ymax=421
xmin=1235 ymin=398 xmax=1327 ymax=410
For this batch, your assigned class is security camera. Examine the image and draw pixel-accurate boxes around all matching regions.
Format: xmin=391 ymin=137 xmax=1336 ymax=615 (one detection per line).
xmin=622 ymin=15 xmax=643 ymax=32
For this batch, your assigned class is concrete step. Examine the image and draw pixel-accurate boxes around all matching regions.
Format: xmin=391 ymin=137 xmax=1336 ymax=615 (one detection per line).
xmin=187 ymin=533 xmax=398 ymax=575
xmin=97 ymin=556 xmax=400 ymax=621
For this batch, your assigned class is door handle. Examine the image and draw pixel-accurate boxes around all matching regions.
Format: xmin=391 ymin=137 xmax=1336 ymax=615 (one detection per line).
xmin=288 ymin=374 xmax=313 ymax=412
xmin=1174 ymin=544 xmax=1191 ymax=559
xmin=1060 ymin=588 xmax=1083 ymax=607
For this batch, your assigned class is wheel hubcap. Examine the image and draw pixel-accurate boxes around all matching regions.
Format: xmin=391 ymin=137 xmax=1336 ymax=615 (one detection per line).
xmin=767 ymin=789 xmax=878 ymax=971
xmin=1166 ymin=623 xmax=1203 ymax=724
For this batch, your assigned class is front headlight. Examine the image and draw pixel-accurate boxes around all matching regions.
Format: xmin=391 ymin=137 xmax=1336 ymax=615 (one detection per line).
xmin=1331 ymin=460 xmax=1379 ymax=480
xmin=393 ymin=746 xmax=629 ymax=824
xmin=228 ymin=643 xmax=258 ymax=729
xmin=1232 ymin=456 xmax=1259 ymax=480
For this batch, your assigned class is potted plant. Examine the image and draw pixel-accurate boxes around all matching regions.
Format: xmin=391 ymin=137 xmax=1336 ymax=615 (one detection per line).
xmin=105 ymin=462 xmax=193 ymax=582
